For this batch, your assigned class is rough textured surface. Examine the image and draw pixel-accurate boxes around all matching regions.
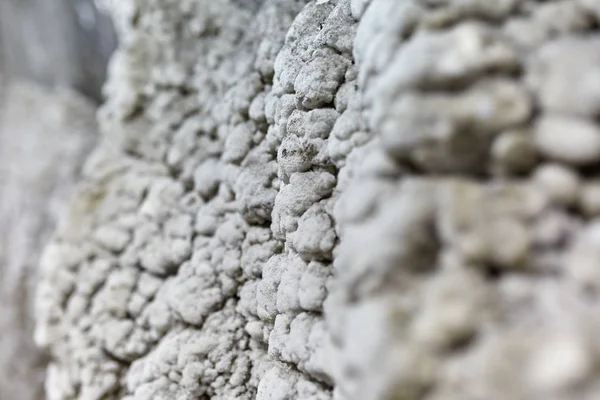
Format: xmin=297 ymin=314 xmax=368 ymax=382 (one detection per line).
xmin=35 ymin=0 xmax=600 ymax=399
xmin=0 ymin=82 xmax=96 ymax=400
xmin=36 ymin=1 xmax=353 ymax=398
xmin=330 ymin=1 xmax=600 ymax=399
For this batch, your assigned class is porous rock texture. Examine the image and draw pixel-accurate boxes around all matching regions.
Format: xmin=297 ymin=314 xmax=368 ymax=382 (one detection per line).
xmin=35 ymin=0 xmax=600 ymax=399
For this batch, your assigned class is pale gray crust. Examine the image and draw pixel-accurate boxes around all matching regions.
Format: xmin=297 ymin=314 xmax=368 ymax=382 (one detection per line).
xmin=330 ymin=1 xmax=600 ymax=400
xmin=36 ymin=1 xmax=359 ymax=399
xmin=36 ymin=1 xmax=600 ymax=400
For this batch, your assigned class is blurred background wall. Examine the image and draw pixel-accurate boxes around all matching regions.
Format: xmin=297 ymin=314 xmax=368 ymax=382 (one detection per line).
xmin=0 ymin=0 xmax=116 ymax=101
xmin=0 ymin=2 xmax=115 ymax=399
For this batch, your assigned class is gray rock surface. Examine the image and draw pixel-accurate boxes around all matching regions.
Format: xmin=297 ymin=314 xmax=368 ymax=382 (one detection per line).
xmin=34 ymin=0 xmax=600 ymax=399
xmin=331 ymin=1 xmax=600 ymax=399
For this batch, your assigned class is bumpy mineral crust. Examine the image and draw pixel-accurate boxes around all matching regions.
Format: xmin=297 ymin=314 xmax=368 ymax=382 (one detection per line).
xmin=36 ymin=1 xmax=358 ymax=399
xmin=330 ymin=1 xmax=600 ymax=400
xmin=35 ymin=0 xmax=600 ymax=399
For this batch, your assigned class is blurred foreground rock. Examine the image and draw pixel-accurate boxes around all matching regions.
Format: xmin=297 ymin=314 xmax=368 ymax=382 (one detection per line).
xmin=0 ymin=82 xmax=96 ymax=400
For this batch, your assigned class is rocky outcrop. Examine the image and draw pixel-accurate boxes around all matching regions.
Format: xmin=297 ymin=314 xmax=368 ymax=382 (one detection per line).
xmin=35 ymin=1 xmax=600 ymax=399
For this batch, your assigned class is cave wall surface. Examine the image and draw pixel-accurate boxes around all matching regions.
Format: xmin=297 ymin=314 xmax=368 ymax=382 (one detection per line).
xmin=35 ymin=1 xmax=600 ymax=399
